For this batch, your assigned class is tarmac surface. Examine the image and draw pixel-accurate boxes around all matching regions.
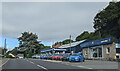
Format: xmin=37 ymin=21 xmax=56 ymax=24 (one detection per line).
xmin=1 ymin=58 xmax=119 ymax=71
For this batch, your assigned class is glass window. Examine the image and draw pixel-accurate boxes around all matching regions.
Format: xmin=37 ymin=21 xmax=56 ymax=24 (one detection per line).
xmin=106 ymin=47 xmax=110 ymax=54
xmin=116 ymin=48 xmax=120 ymax=53
xmin=71 ymin=53 xmax=79 ymax=56
xmin=85 ymin=50 xmax=87 ymax=55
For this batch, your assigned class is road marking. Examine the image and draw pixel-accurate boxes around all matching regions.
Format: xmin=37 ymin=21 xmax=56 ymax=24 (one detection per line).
xmin=77 ymin=65 xmax=93 ymax=69
xmin=0 ymin=59 xmax=10 ymax=67
xmin=26 ymin=59 xmax=47 ymax=70
xmin=30 ymin=61 xmax=34 ymax=64
xmin=37 ymin=65 xmax=47 ymax=70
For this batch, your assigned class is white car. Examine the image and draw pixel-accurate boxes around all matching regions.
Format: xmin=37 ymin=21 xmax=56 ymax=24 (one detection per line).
xmin=32 ymin=55 xmax=41 ymax=59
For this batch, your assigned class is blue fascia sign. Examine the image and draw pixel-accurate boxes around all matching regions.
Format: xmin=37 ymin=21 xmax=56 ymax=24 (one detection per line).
xmin=80 ymin=38 xmax=112 ymax=48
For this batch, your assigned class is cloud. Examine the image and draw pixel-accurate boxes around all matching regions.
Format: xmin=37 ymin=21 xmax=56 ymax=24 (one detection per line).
xmin=2 ymin=2 xmax=109 ymax=43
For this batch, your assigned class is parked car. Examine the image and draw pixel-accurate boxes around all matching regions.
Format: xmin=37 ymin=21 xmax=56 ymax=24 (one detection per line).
xmin=62 ymin=53 xmax=71 ymax=61
xmin=46 ymin=54 xmax=52 ymax=60
xmin=32 ymin=55 xmax=37 ymax=59
xmin=36 ymin=55 xmax=41 ymax=59
xmin=40 ymin=54 xmax=46 ymax=59
xmin=56 ymin=54 xmax=64 ymax=60
xmin=69 ymin=52 xmax=85 ymax=62
xmin=32 ymin=55 xmax=41 ymax=59
xmin=50 ymin=54 xmax=58 ymax=60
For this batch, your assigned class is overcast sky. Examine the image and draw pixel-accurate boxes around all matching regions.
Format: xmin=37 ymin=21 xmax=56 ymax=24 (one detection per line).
xmin=2 ymin=2 xmax=109 ymax=47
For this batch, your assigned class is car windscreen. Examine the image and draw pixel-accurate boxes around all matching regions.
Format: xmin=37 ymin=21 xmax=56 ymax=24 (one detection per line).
xmin=58 ymin=54 xmax=63 ymax=56
xmin=71 ymin=53 xmax=79 ymax=56
xmin=53 ymin=54 xmax=58 ymax=56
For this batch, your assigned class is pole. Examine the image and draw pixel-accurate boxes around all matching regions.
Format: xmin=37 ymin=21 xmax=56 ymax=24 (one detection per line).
xmin=70 ymin=35 xmax=71 ymax=54
xmin=4 ymin=39 xmax=7 ymax=55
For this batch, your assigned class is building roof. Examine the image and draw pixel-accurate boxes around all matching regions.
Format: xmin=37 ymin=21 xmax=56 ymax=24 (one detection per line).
xmin=52 ymin=44 xmax=62 ymax=48
xmin=41 ymin=48 xmax=66 ymax=53
xmin=58 ymin=40 xmax=87 ymax=48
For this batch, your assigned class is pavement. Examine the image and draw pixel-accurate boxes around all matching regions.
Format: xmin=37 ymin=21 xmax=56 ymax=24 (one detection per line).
xmin=61 ymin=60 xmax=118 ymax=69
xmin=1 ymin=58 xmax=119 ymax=71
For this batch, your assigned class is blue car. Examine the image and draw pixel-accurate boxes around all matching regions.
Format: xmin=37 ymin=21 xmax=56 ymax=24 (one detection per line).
xmin=69 ymin=52 xmax=85 ymax=62
xmin=40 ymin=54 xmax=46 ymax=59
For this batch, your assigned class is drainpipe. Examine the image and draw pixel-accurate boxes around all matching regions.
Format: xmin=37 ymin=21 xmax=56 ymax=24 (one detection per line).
xmin=102 ymin=45 xmax=104 ymax=59
xmin=88 ymin=47 xmax=89 ymax=59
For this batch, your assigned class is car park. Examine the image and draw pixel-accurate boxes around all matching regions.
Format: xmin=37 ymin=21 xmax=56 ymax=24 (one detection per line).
xmin=62 ymin=53 xmax=71 ymax=61
xmin=69 ymin=52 xmax=85 ymax=62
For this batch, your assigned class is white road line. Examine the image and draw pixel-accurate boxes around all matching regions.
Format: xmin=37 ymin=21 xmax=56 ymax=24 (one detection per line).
xmin=26 ymin=59 xmax=47 ymax=70
xmin=77 ymin=65 xmax=93 ymax=69
xmin=30 ymin=61 xmax=34 ymax=64
xmin=37 ymin=65 xmax=48 ymax=70
xmin=0 ymin=59 xmax=10 ymax=67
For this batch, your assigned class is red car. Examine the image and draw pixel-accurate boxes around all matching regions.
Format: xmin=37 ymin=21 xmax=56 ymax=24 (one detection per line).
xmin=56 ymin=54 xmax=63 ymax=60
xmin=50 ymin=54 xmax=58 ymax=60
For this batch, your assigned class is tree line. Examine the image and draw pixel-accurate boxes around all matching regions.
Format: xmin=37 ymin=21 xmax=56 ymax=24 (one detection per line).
xmin=54 ymin=2 xmax=120 ymax=45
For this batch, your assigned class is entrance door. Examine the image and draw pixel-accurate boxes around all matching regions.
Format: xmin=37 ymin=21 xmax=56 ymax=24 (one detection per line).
xmin=98 ymin=47 xmax=102 ymax=57
xmin=92 ymin=47 xmax=102 ymax=58
xmin=93 ymin=48 xmax=97 ymax=58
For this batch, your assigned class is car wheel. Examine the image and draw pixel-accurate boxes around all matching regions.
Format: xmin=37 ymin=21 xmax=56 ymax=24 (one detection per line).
xmin=79 ymin=59 xmax=81 ymax=62
xmin=83 ymin=59 xmax=85 ymax=62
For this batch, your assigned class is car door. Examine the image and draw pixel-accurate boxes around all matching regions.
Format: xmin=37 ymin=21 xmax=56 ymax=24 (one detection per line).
xmin=80 ymin=53 xmax=84 ymax=61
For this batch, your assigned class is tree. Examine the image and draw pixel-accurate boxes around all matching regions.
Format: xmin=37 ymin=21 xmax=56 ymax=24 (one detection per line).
xmin=53 ymin=39 xmax=74 ymax=46
xmin=62 ymin=39 xmax=74 ymax=45
xmin=17 ymin=32 xmax=42 ymax=57
xmin=75 ymin=31 xmax=90 ymax=41
xmin=93 ymin=2 xmax=120 ymax=40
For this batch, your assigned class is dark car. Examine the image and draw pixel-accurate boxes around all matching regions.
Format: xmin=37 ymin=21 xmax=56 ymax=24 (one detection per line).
xmin=46 ymin=54 xmax=52 ymax=59
xmin=62 ymin=53 xmax=71 ymax=61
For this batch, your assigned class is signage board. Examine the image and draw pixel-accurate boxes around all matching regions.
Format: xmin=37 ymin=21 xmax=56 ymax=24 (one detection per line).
xmin=80 ymin=38 xmax=112 ymax=48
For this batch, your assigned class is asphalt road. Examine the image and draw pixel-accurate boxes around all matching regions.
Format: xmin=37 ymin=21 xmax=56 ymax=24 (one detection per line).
xmin=1 ymin=58 xmax=119 ymax=71
xmin=2 ymin=58 xmax=82 ymax=69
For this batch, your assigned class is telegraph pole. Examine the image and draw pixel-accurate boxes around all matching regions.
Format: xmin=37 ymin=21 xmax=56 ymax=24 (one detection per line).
xmin=4 ymin=39 xmax=7 ymax=55
xmin=70 ymin=35 xmax=71 ymax=54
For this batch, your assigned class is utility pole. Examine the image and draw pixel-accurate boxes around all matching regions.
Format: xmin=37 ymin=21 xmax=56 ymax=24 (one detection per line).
xmin=70 ymin=35 xmax=71 ymax=54
xmin=4 ymin=39 xmax=7 ymax=55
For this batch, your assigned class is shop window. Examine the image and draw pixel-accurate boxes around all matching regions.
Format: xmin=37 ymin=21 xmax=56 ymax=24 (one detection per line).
xmin=106 ymin=47 xmax=110 ymax=54
xmin=85 ymin=50 xmax=87 ymax=55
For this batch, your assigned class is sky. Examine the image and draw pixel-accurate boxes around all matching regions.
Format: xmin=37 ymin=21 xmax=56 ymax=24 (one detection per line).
xmin=1 ymin=2 xmax=110 ymax=50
